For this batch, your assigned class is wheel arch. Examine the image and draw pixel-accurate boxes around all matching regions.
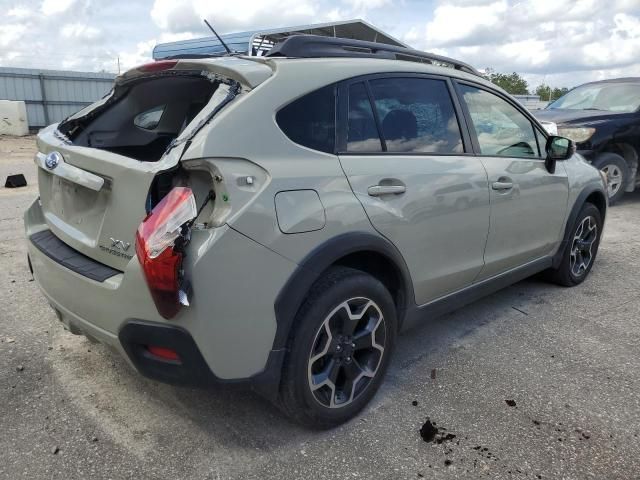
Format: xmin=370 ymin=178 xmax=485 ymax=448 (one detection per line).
xmin=272 ymin=232 xmax=415 ymax=351
xmin=597 ymin=143 xmax=638 ymax=192
xmin=552 ymin=185 xmax=607 ymax=269
xmin=585 ymin=190 xmax=607 ymax=219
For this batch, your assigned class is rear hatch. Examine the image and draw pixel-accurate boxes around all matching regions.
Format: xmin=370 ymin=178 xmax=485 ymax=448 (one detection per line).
xmin=34 ymin=57 xmax=272 ymax=271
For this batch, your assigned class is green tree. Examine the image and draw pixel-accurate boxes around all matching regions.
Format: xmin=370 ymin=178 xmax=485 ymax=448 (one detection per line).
xmin=483 ymin=68 xmax=529 ymax=95
xmin=535 ymin=84 xmax=570 ymax=102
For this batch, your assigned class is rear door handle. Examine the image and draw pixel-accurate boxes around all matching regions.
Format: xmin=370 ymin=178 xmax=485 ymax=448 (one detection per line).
xmin=492 ymin=180 xmax=513 ymax=191
xmin=368 ymin=185 xmax=406 ymax=196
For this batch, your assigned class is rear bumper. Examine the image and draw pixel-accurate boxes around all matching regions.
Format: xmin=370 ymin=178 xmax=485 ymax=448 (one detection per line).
xmin=24 ymin=197 xmax=295 ymax=395
xmin=117 ymin=320 xmax=286 ymax=391
xmin=119 ymin=321 xmax=221 ymax=386
xmin=24 ymin=198 xmax=165 ymax=345
xmin=24 ymin=238 xmax=219 ymax=385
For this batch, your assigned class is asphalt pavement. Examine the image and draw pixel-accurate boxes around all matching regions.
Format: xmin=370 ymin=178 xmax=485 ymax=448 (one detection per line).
xmin=1 ymin=135 xmax=639 ymax=479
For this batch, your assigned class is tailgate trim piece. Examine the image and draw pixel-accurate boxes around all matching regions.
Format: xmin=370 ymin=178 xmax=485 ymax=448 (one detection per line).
xmin=30 ymin=229 xmax=122 ymax=282
xmin=35 ymin=152 xmax=105 ymax=191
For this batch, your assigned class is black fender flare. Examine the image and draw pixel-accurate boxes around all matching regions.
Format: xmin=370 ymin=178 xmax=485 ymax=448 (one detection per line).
xmin=272 ymin=231 xmax=415 ymax=350
xmin=552 ymin=184 xmax=607 ymax=269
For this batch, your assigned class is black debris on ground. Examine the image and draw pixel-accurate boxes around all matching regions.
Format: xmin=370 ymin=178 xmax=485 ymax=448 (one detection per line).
xmin=419 ymin=418 xmax=457 ymax=445
xmin=419 ymin=418 xmax=439 ymax=443
xmin=437 ymin=433 xmax=457 ymax=445
xmin=505 ymin=399 xmax=517 ymax=407
xmin=4 ymin=174 xmax=27 ymax=188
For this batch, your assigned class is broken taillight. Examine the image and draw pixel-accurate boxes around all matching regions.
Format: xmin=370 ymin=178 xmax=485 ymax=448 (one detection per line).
xmin=135 ymin=187 xmax=197 ymax=319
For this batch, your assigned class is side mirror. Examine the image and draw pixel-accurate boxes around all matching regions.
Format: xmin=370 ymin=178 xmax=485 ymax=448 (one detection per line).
xmin=545 ymin=136 xmax=575 ymax=173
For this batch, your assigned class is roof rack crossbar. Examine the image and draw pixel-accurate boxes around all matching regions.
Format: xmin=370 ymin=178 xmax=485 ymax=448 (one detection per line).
xmin=265 ymin=35 xmax=481 ymax=77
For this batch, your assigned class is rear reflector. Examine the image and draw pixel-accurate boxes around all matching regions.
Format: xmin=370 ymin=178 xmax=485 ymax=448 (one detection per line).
xmin=147 ymin=345 xmax=181 ymax=361
xmin=138 ymin=60 xmax=178 ymax=73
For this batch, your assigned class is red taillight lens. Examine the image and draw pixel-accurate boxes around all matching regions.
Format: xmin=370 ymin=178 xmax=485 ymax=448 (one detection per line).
xmin=138 ymin=60 xmax=178 ymax=72
xmin=136 ymin=187 xmax=197 ymax=319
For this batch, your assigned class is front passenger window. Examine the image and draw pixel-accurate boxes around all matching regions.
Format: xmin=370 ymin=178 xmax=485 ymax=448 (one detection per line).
xmin=460 ymin=85 xmax=540 ymax=158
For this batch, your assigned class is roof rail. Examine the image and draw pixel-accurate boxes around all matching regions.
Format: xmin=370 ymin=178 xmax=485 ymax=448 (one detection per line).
xmin=265 ymin=35 xmax=481 ymax=77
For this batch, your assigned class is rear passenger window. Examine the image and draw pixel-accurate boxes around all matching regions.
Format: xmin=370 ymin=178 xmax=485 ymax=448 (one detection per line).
xmin=347 ymin=83 xmax=383 ymax=152
xmin=369 ymin=78 xmax=464 ymax=154
xmin=276 ymin=85 xmax=336 ymax=154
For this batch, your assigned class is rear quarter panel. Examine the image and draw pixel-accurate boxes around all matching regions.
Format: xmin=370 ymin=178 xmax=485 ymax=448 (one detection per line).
xmin=180 ymin=60 xmax=393 ymax=264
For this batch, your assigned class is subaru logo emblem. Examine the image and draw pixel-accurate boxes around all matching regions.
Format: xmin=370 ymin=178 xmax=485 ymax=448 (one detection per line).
xmin=45 ymin=151 xmax=61 ymax=170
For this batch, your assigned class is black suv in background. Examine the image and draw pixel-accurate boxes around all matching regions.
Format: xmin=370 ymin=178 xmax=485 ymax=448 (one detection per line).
xmin=535 ymin=78 xmax=640 ymax=204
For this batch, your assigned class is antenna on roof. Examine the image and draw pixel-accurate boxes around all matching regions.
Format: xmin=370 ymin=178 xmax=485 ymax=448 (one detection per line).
xmin=203 ymin=19 xmax=232 ymax=55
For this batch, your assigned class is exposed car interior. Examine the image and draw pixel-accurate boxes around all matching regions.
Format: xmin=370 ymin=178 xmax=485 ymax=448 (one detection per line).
xmin=60 ymin=75 xmax=218 ymax=162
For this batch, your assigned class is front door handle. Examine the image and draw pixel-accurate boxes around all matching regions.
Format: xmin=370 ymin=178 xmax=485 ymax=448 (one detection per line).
xmin=492 ymin=180 xmax=514 ymax=191
xmin=368 ymin=184 xmax=406 ymax=196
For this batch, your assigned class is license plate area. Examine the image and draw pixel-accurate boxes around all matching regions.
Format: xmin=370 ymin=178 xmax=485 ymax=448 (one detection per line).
xmin=39 ymin=170 xmax=109 ymax=246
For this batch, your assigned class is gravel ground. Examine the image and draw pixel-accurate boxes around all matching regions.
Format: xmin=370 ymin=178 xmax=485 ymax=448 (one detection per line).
xmin=1 ymin=134 xmax=639 ymax=479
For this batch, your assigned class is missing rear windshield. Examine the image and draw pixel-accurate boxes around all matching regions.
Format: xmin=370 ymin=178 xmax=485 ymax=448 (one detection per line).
xmin=57 ymin=74 xmax=223 ymax=162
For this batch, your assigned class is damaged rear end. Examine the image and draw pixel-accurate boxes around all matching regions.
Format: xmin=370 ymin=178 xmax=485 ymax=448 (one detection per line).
xmin=25 ymin=57 xmax=275 ymax=366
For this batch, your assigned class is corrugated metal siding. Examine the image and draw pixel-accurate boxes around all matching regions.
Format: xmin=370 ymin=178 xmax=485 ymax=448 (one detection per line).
xmin=0 ymin=67 xmax=115 ymax=129
xmin=154 ymin=32 xmax=256 ymax=59
xmin=513 ymin=94 xmax=549 ymax=111
xmin=153 ymin=19 xmax=407 ymax=59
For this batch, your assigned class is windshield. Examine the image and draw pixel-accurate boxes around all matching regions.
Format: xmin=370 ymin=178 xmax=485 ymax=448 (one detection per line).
xmin=547 ymin=82 xmax=640 ymax=113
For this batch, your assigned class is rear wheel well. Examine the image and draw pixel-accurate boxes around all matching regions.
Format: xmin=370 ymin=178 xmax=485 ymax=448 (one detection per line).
xmin=601 ymin=142 xmax=638 ymax=189
xmin=602 ymin=142 xmax=638 ymax=166
xmin=333 ymin=251 xmax=407 ymax=328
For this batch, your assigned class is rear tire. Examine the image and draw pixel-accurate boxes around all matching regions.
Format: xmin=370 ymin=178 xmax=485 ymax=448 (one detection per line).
xmin=547 ymin=203 xmax=602 ymax=287
xmin=279 ymin=267 xmax=396 ymax=428
xmin=592 ymin=153 xmax=629 ymax=205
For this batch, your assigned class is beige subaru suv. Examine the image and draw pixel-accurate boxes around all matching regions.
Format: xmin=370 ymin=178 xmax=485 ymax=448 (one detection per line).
xmin=24 ymin=36 xmax=607 ymax=427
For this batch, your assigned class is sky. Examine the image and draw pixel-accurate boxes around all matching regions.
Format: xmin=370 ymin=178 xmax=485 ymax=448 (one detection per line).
xmin=1 ymin=0 xmax=640 ymax=91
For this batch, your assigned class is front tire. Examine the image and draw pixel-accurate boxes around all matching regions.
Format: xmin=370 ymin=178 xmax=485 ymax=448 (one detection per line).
xmin=279 ymin=267 xmax=396 ymax=428
xmin=592 ymin=153 xmax=629 ymax=205
xmin=547 ymin=203 xmax=602 ymax=287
